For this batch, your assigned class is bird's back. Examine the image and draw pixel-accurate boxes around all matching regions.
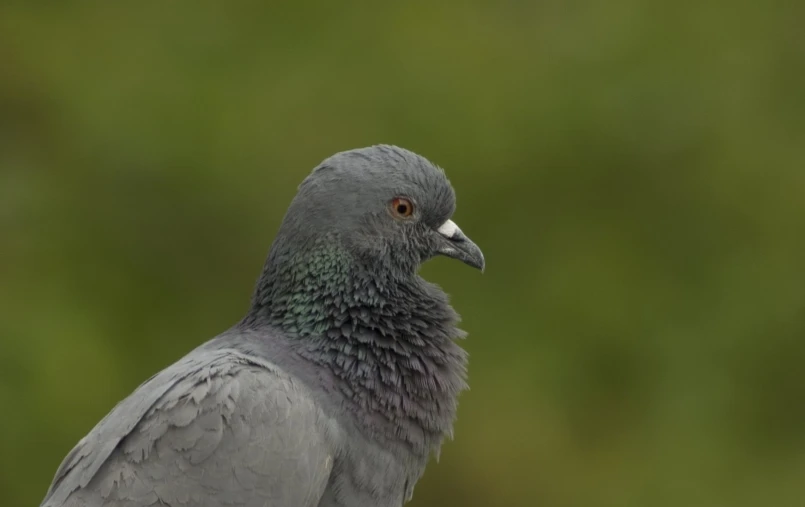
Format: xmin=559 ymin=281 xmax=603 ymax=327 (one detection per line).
xmin=42 ymin=345 xmax=335 ymax=507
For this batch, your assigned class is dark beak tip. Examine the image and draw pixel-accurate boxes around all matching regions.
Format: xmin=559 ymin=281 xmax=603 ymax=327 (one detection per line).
xmin=463 ymin=243 xmax=485 ymax=273
xmin=475 ymin=255 xmax=486 ymax=273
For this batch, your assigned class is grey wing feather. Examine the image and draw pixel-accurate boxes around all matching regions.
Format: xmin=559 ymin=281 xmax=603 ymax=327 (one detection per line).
xmin=42 ymin=348 xmax=334 ymax=507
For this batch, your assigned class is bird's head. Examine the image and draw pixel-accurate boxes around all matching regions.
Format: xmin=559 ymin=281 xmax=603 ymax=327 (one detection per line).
xmin=274 ymin=145 xmax=485 ymax=277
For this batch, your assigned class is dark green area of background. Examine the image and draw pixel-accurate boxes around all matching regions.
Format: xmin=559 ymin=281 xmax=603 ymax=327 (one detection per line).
xmin=2 ymin=2 xmax=804 ymax=506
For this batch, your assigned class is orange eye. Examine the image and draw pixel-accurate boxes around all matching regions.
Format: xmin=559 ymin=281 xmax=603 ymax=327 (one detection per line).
xmin=390 ymin=197 xmax=414 ymax=218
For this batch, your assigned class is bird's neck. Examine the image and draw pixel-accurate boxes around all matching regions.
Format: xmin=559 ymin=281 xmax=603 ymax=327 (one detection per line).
xmin=241 ymin=240 xmax=468 ymax=456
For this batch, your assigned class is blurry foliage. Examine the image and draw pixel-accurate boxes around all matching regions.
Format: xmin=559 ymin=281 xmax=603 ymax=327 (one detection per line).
xmin=1 ymin=1 xmax=805 ymax=506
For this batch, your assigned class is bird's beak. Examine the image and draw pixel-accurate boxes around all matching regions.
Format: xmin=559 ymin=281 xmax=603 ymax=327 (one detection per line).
xmin=435 ymin=219 xmax=485 ymax=272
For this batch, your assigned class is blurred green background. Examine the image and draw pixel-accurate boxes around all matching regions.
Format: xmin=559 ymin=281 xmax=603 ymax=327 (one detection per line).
xmin=1 ymin=1 xmax=804 ymax=506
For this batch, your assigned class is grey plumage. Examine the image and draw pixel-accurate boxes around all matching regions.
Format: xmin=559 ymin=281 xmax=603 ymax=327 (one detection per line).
xmin=41 ymin=145 xmax=484 ymax=507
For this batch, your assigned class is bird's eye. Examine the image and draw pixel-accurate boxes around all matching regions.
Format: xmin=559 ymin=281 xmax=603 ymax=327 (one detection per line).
xmin=390 ymin=197 xmax=414 ymax=218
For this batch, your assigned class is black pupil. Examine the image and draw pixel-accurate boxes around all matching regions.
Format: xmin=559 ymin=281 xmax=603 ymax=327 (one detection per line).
xmin=397 ymin=203 xmax=408 ymax=214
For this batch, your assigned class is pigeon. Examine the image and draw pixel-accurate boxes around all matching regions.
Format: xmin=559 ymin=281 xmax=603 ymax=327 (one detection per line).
xmin=40 ymin=145 xmax=485 ymax=507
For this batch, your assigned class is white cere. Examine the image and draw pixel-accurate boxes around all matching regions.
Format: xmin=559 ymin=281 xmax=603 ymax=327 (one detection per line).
xmin=437 ymin=220 xmax=460 ymax=238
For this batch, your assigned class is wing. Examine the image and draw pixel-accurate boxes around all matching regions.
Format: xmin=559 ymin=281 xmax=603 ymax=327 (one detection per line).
xmin=42 ymin=348 xmax=334 ymax=507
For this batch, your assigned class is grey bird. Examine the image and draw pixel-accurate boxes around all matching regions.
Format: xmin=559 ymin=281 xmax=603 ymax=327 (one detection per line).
xmin=41 ymin=145 xmax=485 ymax=507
